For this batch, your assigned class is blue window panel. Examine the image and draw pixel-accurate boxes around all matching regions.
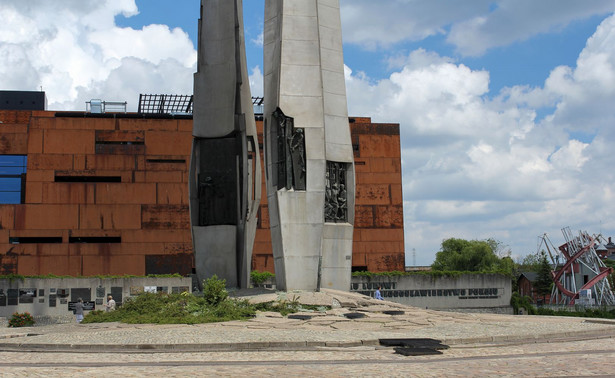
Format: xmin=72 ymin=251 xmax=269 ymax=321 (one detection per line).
xmin=0 ymin=155 xmax=27 ymax=204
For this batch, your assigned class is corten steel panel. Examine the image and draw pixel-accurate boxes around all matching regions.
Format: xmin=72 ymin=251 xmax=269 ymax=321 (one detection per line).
xmin=68 ymin=243 xmax=124 ymax=257
xmin=79 ymin=205 xmax=142 ymax=230
xmin=85 ymin=154 xmax=137 ymax=171
xmin=50 ymin=117 xmax=116 ymax=130
xmin=156 ymin=183 xmax=189 ymax=205
xmin=163 ymin=242 xmax=193 ymax=255
xmin=81 ymin=256 xmax=109 ymax=276
xmin=366 ymin=251 xmax=405 ymax=272
xmin=358 ymin=228 xmax=404 ymax=242
xmin=177 ymin=119 xmax=193 ymax=132
xmin=96 ymin=144 xmax=145 ymax=155
xmin=42 ymin=183 xmax=96 ymax=204
xmin=95 ymin=183 xmax=157 ymax=204
xmin=28 ymin=154 xmax=74 ymax=170
xmin=375 ymin=205 xmax=404 ymax=228
xmin=359 ymin=135 xmax=401 ymax=158
xmin=43 ymin=129 xmax=95 ymax=154
xmin=0 ymin=256 xmax=17 ymax=274
xmin=34 ymin=244 xmax=70 ymax=256
xmin=121 ymin=229 xmax=192 ymax=243
xmin=0 ymin=110 xmax=32 ymax=124
xmin=118 ymin=118 xmax=178 ymax=132
xmin=355 ymin=184 xmax=392 ymax=205
xmin=25 ymin=169 xmax=54 ymax=182
xmin=144 ymin=159 xmax=188 ymax=171
xmin=356 ymin=172 xmax=402 ymax=185
xmin=25 ymin=181 xmax=43 ymax=203
xmin=142 ymin=205 xmax=189 ymax=229
xmin=0 ymin=230 xmax=7 ymax=244
xmin=145 ymin=131 xmax=192 ymax=156
xmin=18 ymin=255 xmax=82 ymax=276
xmin=145 ymin=254 xmax=192 ymax=275
xmin=109 ymin=255 xmax=144 ymax=275
xmin=0 ymin=133 xmax=28 ymax=154
xmin=8 ymin=229 xmax=64 ymax=238
xmin=1 ymin=244 xmax=35 ymax=256
xmin=145 ymin=171 xmax=183 ymax=183
xmin=0 ymin=123 xmax=29 ymax=133
xmin=73 ymin=155 xmax=87 ymax=170
xmin=354 ymin=206 xmax=375 ymax=228
xmin=368 ymin=158 xmax=401 ymax=173
xmin=96 ymin=130 xmax=145 ymax=143
xmin=391 ymin=184 xmax=403 ymax=205
xmin=14 ymin=205 xmax=79 ymax=230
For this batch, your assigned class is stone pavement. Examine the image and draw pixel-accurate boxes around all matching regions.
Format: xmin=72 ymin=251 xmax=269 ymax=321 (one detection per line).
xmin=1 ymin=289 xmax=615 ymax=376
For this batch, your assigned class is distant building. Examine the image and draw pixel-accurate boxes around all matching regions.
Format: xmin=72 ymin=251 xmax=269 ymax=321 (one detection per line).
xmin=0 ymin=92 xmax=405 ymax=276
xmin=517 ymin=271 xmax=551 ymax=304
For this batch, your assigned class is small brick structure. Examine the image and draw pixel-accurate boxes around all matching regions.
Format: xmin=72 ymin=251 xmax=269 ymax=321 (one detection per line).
xmin=0 ymin=109 xmax=404 ymax=276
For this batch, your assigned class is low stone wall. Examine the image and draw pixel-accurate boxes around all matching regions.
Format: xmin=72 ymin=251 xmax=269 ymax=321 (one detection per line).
xmin=351 ymin=273 xmax=512 ymax=313
xmin=0 ymin=277 xmax=192 ymax=320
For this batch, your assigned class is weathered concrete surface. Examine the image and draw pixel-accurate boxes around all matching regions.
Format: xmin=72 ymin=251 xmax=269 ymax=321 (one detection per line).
xmin=264 ymin=0 xmax=355 ymax=291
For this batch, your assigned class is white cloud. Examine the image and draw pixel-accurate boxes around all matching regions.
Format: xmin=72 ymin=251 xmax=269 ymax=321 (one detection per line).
xmin=340 ymin=0 xmax=615 ymax=56
xmin=345 ymin=14 xmax=615 ymax=265
xmin=0 ymin=0 xmax=196 ymax=111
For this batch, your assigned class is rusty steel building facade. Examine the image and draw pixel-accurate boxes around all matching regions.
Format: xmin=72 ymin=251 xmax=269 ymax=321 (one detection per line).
xmin=0 ymin=105 xmax=404 ymax=276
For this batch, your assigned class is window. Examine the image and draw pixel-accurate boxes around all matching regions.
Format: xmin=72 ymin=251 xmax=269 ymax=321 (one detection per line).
xmin=0 ymin=155 xmax=26 ymax=204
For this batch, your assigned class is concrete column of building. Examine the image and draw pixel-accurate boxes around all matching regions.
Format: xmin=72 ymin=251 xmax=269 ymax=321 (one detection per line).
xmin=264 ymin=0 xmax=354 ymax=291
xmin=190 ymin=0 xmax=261 ymax=289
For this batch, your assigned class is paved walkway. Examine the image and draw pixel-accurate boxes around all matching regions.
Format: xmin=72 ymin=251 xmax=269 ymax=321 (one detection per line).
xmin=2 ymin=289 xmax=615 ymax=376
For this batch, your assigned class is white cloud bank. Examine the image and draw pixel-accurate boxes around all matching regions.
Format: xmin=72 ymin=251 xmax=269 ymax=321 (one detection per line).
xmin=0 ymin=0 xmax=196 ymax=111
xmin=344 ymin=14 xmax=615 ymax=264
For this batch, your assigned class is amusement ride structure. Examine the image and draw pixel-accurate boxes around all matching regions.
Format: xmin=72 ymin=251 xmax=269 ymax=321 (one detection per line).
xmin=538 ymin=227 xmax=615 ymax=306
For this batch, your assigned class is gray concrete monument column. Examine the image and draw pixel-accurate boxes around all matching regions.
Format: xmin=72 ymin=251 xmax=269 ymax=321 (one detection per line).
xmin=189 ymin=0 xmax=261 ymax=289
xmin=264 ymin=0 xmax=355 ymax=291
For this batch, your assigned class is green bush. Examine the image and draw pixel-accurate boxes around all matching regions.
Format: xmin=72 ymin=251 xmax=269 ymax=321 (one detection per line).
xmin=250 ymin=270 xmax=275 ymax=286
xmin=8 ymin=312 xmax=35 ymax=327
xmin=510 ymin=292 xmax=536 ymax=315
xmin=203 ymin=275 xmax=228 ymax=306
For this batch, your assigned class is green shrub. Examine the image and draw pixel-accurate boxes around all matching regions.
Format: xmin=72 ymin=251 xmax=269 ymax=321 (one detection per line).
xmin=250 ymin=270 xmax=275 ymax=286
xmin=510 ymin=292 xmax=536 ymax=315
xmin=203 ymin=275 xmax=228 ymax=306
xmin=8 ymin=312 xmax=35 ymax=327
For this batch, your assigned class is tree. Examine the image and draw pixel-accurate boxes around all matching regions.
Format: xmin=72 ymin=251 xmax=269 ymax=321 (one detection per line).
xmin=518 ymin=251 xmax=542 ymax=272
xmin=533 ymin=251 xmax=553 ymax=303
xmin=431 ymin=238 xmax=502 ymax=272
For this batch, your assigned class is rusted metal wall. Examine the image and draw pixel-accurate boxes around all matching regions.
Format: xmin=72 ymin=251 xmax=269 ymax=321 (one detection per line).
xmin=0 ymin=111 xmax=404 ymax=276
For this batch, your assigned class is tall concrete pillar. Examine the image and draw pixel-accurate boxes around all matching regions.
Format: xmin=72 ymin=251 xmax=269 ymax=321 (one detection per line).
xmin=189 ymin=0 xmax=261 ymax=288
xmin=264 ymin=0 xmax=355 ymax=291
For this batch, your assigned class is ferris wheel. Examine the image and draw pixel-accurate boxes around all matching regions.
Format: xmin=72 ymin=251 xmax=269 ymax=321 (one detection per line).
xmin=538 ymin=227 xmax=615 ymax=306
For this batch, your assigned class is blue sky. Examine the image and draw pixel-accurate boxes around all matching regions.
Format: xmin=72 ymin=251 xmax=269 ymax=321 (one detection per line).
xmin=2 ymin=0 xmax=615 ymax=265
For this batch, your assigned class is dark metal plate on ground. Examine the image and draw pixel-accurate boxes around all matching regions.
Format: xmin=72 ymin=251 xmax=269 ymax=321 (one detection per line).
xmin=379 ymin=338 xmax=450 ymax=350
xmin=394 ymin=347 xmax=443 ymax=356
xmin=382 ymin=310 xmax=405 ymax=316
xmin=288 ymin=314 xmax=312 ymax=320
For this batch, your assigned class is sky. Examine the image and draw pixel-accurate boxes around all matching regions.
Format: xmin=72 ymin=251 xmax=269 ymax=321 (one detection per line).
xmin=2 ymin=0 xmax=615 ymax=266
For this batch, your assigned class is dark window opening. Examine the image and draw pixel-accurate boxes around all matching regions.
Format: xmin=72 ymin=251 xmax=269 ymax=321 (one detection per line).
xmin=352 ymin=266 xmax=368 ymax=272
xmin=69 ymin=236 xmax=122 ymax=243
xmin=584 ymin=275 xmax=589 ymax=284
xmin=355 ymin=161 xmax=366 ymax=166
xmin=146 ymin=159 xmax=186 ymax=164
xmin=0 ymin=155 xmax=27 ymax=204
xmin=10 ymin=237 xmax=63 ymax=244
xmin=95 ymin=141 xmax=144 ymax=145
xmin=55 ymin=176 xmax=121 ymax=183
